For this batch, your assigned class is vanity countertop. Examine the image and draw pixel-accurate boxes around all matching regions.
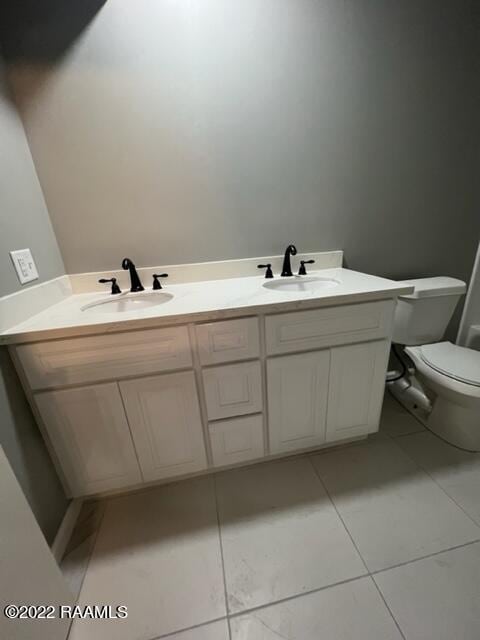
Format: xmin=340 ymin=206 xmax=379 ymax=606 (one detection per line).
xmin=0 ymin=268 xmax=413 ymax=345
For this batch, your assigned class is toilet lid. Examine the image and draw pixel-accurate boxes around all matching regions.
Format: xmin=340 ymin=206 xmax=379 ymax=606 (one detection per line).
xmin=420 ymin=342 xmax=480 ymax=387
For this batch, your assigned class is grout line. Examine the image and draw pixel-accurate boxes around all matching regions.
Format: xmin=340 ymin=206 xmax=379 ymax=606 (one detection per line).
xmin=227 ymin=572 xmax=370 ymax=620
xmin=393 ymin=440 xmax=480 ymax=531
xmin=309 ymin=449 xmax=405 ymax=639
xmin=371 ymin=537 xmax=480 ymax=577
xmin=307 ymin=457 xmax=369 ymax=574
xmin=212 ymin=473 xmax=233 ymax=640
xmin=151 ymin=535 xmax=480 ymax=640
xmin=370 ymin=577 xmax=407 ymax=640
xmin=389 ymin=429 xmax=426 ymax=439
xmin=150 ymin=616 xmax=229 ymax=640
xmin=66 ymin=499 xmax=109 ymax=639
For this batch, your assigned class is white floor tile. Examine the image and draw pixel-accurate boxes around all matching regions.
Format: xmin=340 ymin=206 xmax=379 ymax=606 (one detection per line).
xmin=230 ymin=576 xmax=402 ymax=639
xmin=216 ymin=458 xmax=366 ymax=614
xmin=375 ymin=541 xmax=480 ymax=640
xmin=380 ymin=393 xmax=425 ymax=437
xmin=311 ymin=440 xmax=480 ymax=571
xmin=397 ymin=431 xmax=480 ymax=525
xmin=69 ymin=478 xmax=226 ymax=640
xmin=164 ymin=619 xmax=229 ymax=639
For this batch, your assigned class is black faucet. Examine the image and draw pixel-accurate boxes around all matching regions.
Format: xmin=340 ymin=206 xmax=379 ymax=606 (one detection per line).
xmin=122 ymin=258 xmax=144 ymax=292
xmin=152 ymin=273 xmax=169 ymax=290
xmin=281 ymin=244 xmax=297 ymax=277
xmin=98 ymin=277 xmax=121 ymax=294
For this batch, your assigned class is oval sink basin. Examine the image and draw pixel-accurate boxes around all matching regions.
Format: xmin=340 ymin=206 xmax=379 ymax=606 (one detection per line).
xmin=82 ymin=292 xmax=173 ymax=314
xmin=263 ymin=276 xmax=339 ymax=293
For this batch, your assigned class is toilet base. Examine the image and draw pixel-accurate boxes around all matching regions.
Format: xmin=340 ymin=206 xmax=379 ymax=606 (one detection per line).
xmin=388 ymin=371 xmax=480 ymax=453
xmin=427 ymin=396 xmax=480 ymax=452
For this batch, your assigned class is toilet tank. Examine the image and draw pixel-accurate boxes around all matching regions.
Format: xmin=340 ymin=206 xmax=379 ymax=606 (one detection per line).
xmin=393 ymin=277 xmax=466 ymax=345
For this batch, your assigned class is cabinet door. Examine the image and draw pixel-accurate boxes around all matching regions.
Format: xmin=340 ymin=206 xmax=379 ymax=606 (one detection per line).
xmin=267 ymin=350 xmax=330 ymax=454
xmin=35 ymin=383 xmax=142 ymax=497
xmin=326 ymin=340 xmax=389 ymax=442
xmin=119 ymin=371 xmax=207 ymax=482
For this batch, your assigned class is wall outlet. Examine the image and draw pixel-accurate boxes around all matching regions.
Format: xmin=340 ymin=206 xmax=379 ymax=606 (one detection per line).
xmin=10 ymin=249 xmax=39 ymax=285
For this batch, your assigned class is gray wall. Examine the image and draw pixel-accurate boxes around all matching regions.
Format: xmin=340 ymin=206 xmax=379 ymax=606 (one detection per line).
xmin=5 ymin=0 xmax=480 ymax=284
xmin=0 ymin=59 xmax=67 ymax=543
xmin=0 ymin=66 xmax=64 ymax=295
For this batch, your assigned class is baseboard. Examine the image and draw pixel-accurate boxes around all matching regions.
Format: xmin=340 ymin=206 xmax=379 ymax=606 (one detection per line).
xmin=51 ymin=498 xmax=84 ymax=564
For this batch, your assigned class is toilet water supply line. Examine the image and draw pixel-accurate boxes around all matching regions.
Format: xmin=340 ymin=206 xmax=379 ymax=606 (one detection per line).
xmin=386 ymin=344 xmax=433 ymax=415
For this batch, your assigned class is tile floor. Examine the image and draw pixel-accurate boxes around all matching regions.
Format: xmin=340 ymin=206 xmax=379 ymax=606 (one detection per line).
xmin=65 ymin=393 xmax=480 ymax=640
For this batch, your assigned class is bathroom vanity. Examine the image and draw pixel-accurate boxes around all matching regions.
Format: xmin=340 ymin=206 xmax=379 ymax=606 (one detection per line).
xmin=1 ymin=253 xmax=412 ymax=497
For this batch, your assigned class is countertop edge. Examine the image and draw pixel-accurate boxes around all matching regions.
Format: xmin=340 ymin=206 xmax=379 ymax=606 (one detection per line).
xmin=1 ymin=285 xmax=413 ymax=346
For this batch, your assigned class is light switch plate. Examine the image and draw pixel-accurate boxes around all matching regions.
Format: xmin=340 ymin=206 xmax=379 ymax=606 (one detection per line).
xmin=10 ymin=249 xmax=39 ymax=284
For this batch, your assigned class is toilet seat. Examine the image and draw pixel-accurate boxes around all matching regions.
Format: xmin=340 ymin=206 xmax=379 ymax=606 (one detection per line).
xmin=419 ymin=342 xmax=480 ymax=387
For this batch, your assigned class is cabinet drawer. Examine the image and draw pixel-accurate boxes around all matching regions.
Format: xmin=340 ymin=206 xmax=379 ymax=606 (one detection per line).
xmin=265 ymin=300 xmax=395 ymax=355
xmin=203 ymin=361 xmax=263 ymax=420
xmin=17 ymin=326 xmax=192 ymax=390
xmin=209 ymin=415 xmax=264 ymax=467
xmin=195 ymin=317 xmax=260 ymax=365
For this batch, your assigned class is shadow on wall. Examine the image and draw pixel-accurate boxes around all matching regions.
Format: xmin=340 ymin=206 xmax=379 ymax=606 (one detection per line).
xmin=0 ymin=0 xmax=106 ymax=62
xmin=0 ymin=348 xmax=68 ymax=544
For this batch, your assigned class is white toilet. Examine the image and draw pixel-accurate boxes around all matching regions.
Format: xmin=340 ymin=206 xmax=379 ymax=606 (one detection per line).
xmin=391 ymin=277 xmax=480 ymax=451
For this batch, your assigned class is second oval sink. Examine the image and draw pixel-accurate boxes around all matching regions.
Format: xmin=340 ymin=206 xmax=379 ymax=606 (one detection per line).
xmin=82 ymin=292 xmax=173 ymax=314
xmin=263 ymin=276 xmax=339 ymax=293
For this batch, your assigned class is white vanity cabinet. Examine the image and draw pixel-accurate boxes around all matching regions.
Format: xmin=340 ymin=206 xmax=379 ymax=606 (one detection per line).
xmin=119 ymin=371 xmax=207 ymax=482
xmin=12 ymin=298 xmax=396 ymax=498
xmin=266 ymin=339 xmax=390 ymax=454
xmin=35 ymin=383 xmax=142 ymax=497
xmin=267 ymin=351 xmax=330 ymax=454
xmin=326 ymin=340 xmax=389 ymax=442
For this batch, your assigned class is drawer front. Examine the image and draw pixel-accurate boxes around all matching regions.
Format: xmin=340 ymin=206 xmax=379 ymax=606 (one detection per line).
xmin=265 ymin=300 xmax=395 ymax=355
xmin=209 ymin=415 xmax=264 ymax=467
xmin=196 ymin=317 xmax=260 ymax=365
xmin=203 ymin=361 xmax=263 ymax=420
xmin=17 ymin=326 xmax=192 ymax=390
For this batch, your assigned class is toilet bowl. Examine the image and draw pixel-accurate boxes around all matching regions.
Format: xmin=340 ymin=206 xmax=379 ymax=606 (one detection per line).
xmin=405 ymin=342 xmax=480 ymax=451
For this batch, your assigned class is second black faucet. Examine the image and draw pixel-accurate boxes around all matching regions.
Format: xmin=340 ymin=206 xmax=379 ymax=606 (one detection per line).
xmin=122 ymin=258 xmax=145 ymax=292
xmin=281 ymin=244 xmax=297 ymax=277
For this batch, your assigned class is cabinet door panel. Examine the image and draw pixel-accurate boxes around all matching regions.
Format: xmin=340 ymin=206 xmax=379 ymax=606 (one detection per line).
xmin=209 ymin=415 xmax=264 ymax=467
xmin=35 ymin=383 xmax=142 ymax=497
xmin=326 ymin=340 xmax=389 ymax=442
xmin=267 ymin=351 xmax=330 ymax=454
xmin=120 ymin=372 xmax=207 ymax=481
xmin=203 ymin=361 xmax=263 ymax=420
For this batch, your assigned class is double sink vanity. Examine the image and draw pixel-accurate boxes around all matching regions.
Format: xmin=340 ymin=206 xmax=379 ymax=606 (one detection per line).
xmin=0 ymin=249 xmax=412 ymax=498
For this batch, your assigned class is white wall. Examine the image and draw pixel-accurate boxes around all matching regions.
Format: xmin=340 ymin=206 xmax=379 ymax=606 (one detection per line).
xmin=0 ymin=446 xmax=71 ymax=640
xmin=458 ymin=242 xmax=480 ymax=348
xmin=6 ymin=0 xmax=480 ymax=283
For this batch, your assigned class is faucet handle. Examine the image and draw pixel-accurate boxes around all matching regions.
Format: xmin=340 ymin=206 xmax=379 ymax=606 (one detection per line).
xmin=258 ymin=264 xmax=274 ymax=279
xmin=152 ymin=273 xmax=169 ymax=290
xmin=99 ymin=277 xmax=122 ymax=294
xmin=298 ymin=259 xmax=315 ymax=276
